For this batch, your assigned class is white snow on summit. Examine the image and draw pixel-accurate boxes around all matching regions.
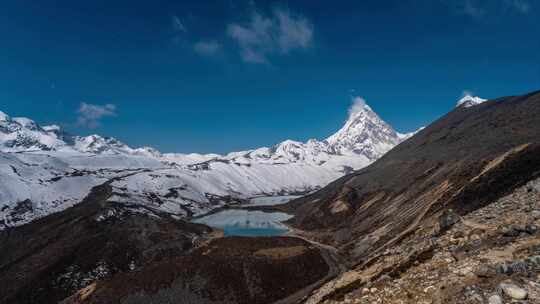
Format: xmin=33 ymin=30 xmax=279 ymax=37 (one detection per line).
xmin=326 ymin=97 xmax=402 ymax=160
xmin=456 ymin=94 xmax=487 ymax=108
xmin=0 ymin=114 xmax=65 ymax=151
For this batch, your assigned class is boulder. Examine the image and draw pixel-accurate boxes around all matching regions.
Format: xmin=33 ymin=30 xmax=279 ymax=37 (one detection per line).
xmin=474 ymin=265 xmax=496 ymax=278
xmin=487 ymin=294 xmax=503 ymax=304
xmin=439 ymin=209 xmax=460 ymax=232
xmin=499 ymin=282 xmax=528 ymax=300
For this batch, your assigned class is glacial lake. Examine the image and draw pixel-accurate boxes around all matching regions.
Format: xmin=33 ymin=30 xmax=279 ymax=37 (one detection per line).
xmin=192 ymin=196 xmax=298 ymax=237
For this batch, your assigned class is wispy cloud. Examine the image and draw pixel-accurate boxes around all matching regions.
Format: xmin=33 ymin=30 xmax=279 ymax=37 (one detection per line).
xmin=170 ymin=15 xmax=222 ymax=58
xmin=463 ymin=0 xmax=485 ymax=18
xmin=275 ymin=9 xmax=313 ymax=52
xmin=76 ymin=102 xmax=117 ymax=129
xmin=506 ymin=0 xmax=530 ymax=13
xmin=172 ymin=15 xmax=187 ymax=33
xmin=445 ymin=0 xmax=532 ymax=18
xmin=227 ymin=8 xmax=314 ymax=64
xmin=462 ymin=90 xmax=475 ymax=97
xmin=193 ymin=40 xmax=221 ymax=56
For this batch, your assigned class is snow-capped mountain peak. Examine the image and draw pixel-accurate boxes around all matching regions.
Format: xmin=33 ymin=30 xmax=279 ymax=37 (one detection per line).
xmin=0 ymin=111 xmax=142 ymax=156
xmin=0 ymin=114 xmax=65 ymax=151
xmin=72 ymin=134 xmax=156 ymax=156
xmin=325 ymin=99 xmax=401 ymax=160
xmin=456 ymin=94 xmax=487 ymax=108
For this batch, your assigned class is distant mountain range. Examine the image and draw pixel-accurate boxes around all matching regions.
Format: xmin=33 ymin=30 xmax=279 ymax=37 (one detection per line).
xmin=0 ymin=99 xmax=413 ymax=160
xmin=0 ymin=99 xmax=419 ymax=228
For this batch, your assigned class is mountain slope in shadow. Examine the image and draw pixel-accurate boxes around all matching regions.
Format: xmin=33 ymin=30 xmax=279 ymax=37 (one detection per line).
xmin=287 ymin=89 xmax=540 ymax=264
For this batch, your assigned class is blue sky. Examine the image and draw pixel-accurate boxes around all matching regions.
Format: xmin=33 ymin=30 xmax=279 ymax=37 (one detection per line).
xmin=1 ymin=0 xmax=539 ymax=153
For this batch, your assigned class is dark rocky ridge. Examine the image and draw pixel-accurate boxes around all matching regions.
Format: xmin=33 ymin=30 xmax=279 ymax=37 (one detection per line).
xmin=286 ymin=90 xmax=540 ymax=264
xmin=61 ymin=237 xmax=330 ymax=304
xmin=0 ymin=177 xmax=212 ymax=304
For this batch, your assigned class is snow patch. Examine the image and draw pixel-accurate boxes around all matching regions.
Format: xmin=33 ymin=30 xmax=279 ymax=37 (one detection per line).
xmin=456 ymin=94 xmax=487 ymax=108
xmin=0 ymin=111 xmax=9 ymax=121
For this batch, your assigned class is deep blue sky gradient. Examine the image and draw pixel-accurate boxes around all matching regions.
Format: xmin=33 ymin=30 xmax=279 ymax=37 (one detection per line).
xmin=1 ymin=0 xmax=539 ymax=153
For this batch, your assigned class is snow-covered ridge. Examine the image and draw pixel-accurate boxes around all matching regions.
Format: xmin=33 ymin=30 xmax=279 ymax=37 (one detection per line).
xmin=0 ymin=101 xmax=417 ymax=229
xmin=1 ymin=102 xmax=415 ymax=163
xmin=0 ymin=113 xmax=161 ymax=157
xmin=456 ymin=94 xmax=487 ymax=108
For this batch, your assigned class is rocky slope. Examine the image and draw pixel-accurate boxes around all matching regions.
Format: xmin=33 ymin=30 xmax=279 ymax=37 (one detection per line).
xmin=310 ymin=178 xmax=540 ymax=304
xmin=283 ymin=89 xmax=540 ymax=303
xmin=0 ymin=100 xmax=413 ymax=229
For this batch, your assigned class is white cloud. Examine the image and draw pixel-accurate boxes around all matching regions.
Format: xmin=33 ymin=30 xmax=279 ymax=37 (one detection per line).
xmin=193 ymin=40 xmax=222 ymax=56
xmin=227 ymin=8 xmax=313 ymax=64
xmin=348 ymin=97 xmax=368 ymax=116
xmin=77 ymin=102 xmax=117 ymax=129
xmin=172 ymin=15 xmax=187 ymax=33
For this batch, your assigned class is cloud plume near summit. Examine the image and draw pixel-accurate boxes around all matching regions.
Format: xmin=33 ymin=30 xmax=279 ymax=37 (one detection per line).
xmin=348 ymin=97 xmax=369 ymax=117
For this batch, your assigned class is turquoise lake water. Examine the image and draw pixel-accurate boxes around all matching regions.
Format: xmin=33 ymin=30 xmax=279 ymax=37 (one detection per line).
xmin=220 ymin=226 xmax=289 ymax=237
xmin=192 ymin=196 xmax=297 ymax=236
xmin=192 ymin=209 xmax=293 ymax=237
